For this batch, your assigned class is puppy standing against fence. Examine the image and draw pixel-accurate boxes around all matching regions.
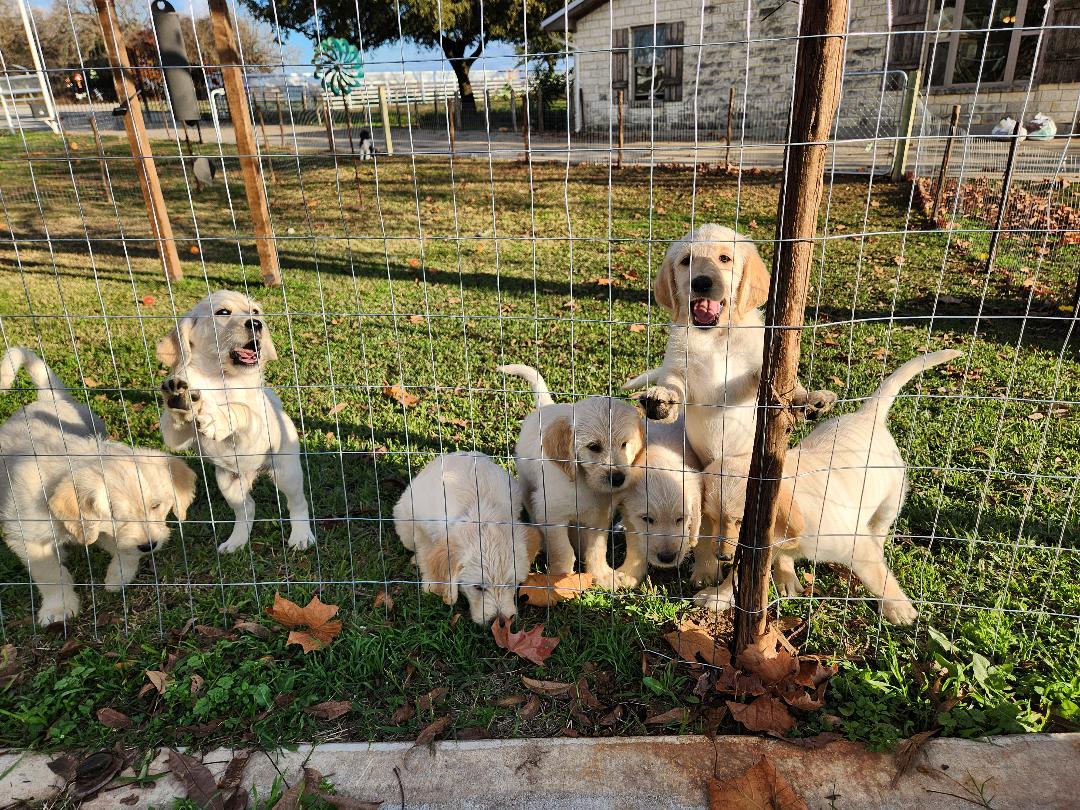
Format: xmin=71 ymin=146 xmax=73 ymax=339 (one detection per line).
xmin=157 ymin=290 xmax=315 ymax=554
xmin=499 ymin=364 xmax=644 ymax=589
xmin=0 ymin=348 xmax=196 ymax=625
xmin=694 ymin=350 xmax=962 ymax=625
xmin=625 ymin=224 xmax=836 ymax=466
xmin=393 ymin=451 xmax=541 ymax=624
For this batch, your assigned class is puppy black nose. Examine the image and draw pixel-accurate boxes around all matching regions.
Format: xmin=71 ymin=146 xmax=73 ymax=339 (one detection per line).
xmin=657 ymin=550 xmax=677 ymax=564
xmin=691 ymin=276 xmax=713 ymax=293
xmin=246 ymin=318 xmax=264 ymax=333
xmin=137 ymin=541 xmax=158 ymax=553
xmin=609 ymin=471 xmax=625 ymax=487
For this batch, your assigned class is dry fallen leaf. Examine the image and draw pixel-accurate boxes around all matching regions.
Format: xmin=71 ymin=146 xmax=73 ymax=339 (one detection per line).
xmin=234 ymin=621 xmax=271 ymax=639
xmin=644 ymin=707 xmax=688 ymax=726
xmin=327 ymin=402 xmax=347 ymax=417
xmin=266 ymin=592 xmax=342 ymax=653
xmin=373 ymin=590 xmax=394 ymax=611
xmin=708 ymin=756 xmax=807 ymax=810
xmin=492 ymin=620 xmax=560 ymax=665
xmin=521 ymin=676 xmax=573 ymax=697
xmin=144 ymin=669 xmax=171 ymax=695
xmin=735 ymin=627 xmax=799 ymax=684
xmin=304 ymin=700 xmax=352 ymax=721
xmin=166 ymin=750 xmax=221 ymax=810
xmin=96 ymin=707 xmax=132 ymax=729
xmin=408 ymin=314 xmax=425 ymax=324
xmin=391 ymin=702 xmax=415 ymax=725
xmin=664 ymin=620 xmax=731 ymax=668
xmin=629 ymin=323 xmax=646 ymax=333
xmin=892 ymin=728 xmax=938 ymax=786
xmin=384 ymin=384 xmax=419 ymax=407
xmin=518 ymin=572 xmax=593 ymax=607
xmin=415 ymin=715 xmax=451 ymax=746
xmin=520 ymin=694 xmax=542 ymax=719
xmin=727 ymin=695 xmax=796 ymax=735
xmin=417 ymin=687 xmax=448 ymax=712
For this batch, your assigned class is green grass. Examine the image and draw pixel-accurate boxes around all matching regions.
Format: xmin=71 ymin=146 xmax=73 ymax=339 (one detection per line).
xmin=0 ymin=131 xmax=1077 ymax=752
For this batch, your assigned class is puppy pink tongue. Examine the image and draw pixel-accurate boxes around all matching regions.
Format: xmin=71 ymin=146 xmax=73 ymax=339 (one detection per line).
xmin=692 ymin=299 xmax=721 ymax=323
xmin=234 ymin=348 xmax=257 ymax=363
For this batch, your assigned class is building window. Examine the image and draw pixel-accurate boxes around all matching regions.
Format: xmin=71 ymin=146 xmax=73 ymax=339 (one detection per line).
xmin=632 ymin=25 xmax=670 ymax=101
xmin=928 ymin=0 xmax=1047 ymax=87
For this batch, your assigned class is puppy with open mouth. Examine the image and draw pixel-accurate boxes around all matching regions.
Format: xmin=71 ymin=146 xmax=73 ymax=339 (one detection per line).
xmin=625 ymin=224 xmax=837 ymax=467
xmin=157 ymin=290 xmax=315 ymax=554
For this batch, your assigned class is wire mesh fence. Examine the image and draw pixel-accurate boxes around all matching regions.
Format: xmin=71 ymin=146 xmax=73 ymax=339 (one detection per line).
xmin=0 ymin=0 xmax=1078 ymax=751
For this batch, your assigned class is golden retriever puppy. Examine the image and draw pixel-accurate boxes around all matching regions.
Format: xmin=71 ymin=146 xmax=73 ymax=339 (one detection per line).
xmin=0 ymin=348 xmax=196 ymax=625
xmin=499 ymin=364 xmax=644 ymax=589
xmin=625 ymin=224 xmax=836 ymax=465
xmin=615 ymin=419 xmax=702 ymax=588
xmin=393 ymin=451 xmax=541 ymax=624
xmin=157 ymin=290 xmax=314 ymax=554
xmin=693 ymin=350 xmax=962 ymax=625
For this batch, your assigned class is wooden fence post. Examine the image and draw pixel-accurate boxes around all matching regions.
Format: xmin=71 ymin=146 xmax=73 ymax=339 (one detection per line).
xmin=616 ymin=89 xmax=625 ymax=169
xmin=537 ymin=84 xmax=545 ymax=135
xmin=94 ymin=0 xmax=182 ymax=281
xmin=725 ymin=86 xmax=735 ymax=171
xmin=323 ymin=96 xmax=335 ymax=153
xmin=931 ymin=104 xmax=961 ymax=221
xmin=378 ymin=84 xmax=394 ymax=157
xmin=449 ymin=97 xmax=456 ymax=155
xmin=208 ymin=0 xmax=280 ymax=286
xmin=87 ymin=115 xmax=113 ymax=205
xmin=984 ymin=120 xmax=1023 ymax=275
xmin=256 ymin=106 xmax=276 ymax=184
xmin=731 ymin=0 xmax=849 ymax=656
xmin=521 ymin=92 xmax=531 ymax=159
xmin=274 ymin=94 xmax=286 ymax=146
xmin=509 ymin=86 xmax=517 ymax=132
xmin=890 ymin=68 xmax=921 ymax=182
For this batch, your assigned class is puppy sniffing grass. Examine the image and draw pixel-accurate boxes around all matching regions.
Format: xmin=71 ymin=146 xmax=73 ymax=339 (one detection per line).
xmin=694 ymin=350 xmax=963 ymax=625
xmin=0 ymin=348 xmax=196 ymax=626
xmin=499 ymin=364 xmax=644 ymax=589
xmin=626 ymin=224 xmax=836 ymax=464
xmin=157 ymin=290 xmax=314 ymax=554
xmin=393 ymin=451 xmax=541 ymax=624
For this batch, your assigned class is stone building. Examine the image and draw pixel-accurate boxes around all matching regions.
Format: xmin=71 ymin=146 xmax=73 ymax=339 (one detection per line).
xmin=542 ymin=0 xmax=1079 ymax=136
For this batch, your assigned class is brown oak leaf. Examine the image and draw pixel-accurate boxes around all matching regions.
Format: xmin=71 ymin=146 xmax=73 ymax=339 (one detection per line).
xmin=266 ymin=593 xmax=342 ymax=653
xmin=384 ymin=384 xmax=419 ymax=407
xmin=664 ymin=620 xmax=731 ymax=668
xmin=491 ymin=620 xmax=560 ymax=665
xmin=727 ymin=695 xmax=796 ymax=735
xmin=708 ymin=756 xmax=807 ymax=810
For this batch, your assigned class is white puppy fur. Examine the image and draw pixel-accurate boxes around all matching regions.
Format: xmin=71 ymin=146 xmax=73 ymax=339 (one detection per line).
xmin=393 ymin=451 xmax=541 ymax=624
xmin=499 ymin=364 xmax=644 ymax=589
xmin=0 ymin=348 xmax=196 ymax=625
xmin=625 ymin=224 xmax=835 ymax=465
xmin=615 ymin=419 xmax=702 ymax=588
xmin=157 ymin=290 xmax=314 ymax=554
xmin=693 ymin=350 xmax=962 ymax=625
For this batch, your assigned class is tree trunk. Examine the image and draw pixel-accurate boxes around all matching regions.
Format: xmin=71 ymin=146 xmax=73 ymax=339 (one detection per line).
xmin=444 ymin=40 xmax=477 ymax=110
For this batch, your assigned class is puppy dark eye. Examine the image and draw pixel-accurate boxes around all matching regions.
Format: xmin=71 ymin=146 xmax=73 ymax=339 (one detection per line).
xmin=621 ymin=441 xmax=627 ymax=449
xmin=680 ymin=255 xmax=691 ymax=266
xmin=676 ymin=517 xmax=684 ymax=524
xmin=475 ymin=584 xmax=489 ymax=593
xmin=586 ymin=442 xmax=602 ymax=452
xmin=215 ymin=308 xmax=231 ymax=316
xmin=718 ymin=255 xmax=731 ymax=264
xmin=641 ymin=515 xmax=654 ymax=525
xmin=150 ymin=501 xmax=162 ymax=510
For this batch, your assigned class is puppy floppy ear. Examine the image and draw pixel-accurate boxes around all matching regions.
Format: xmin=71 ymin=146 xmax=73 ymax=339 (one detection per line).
xmin=735 ymin=239 xmax=771 ymax=316
xmin=422 ymin=542 xmax=460 ymax=606
xmin=653 ymin=252 xmax=677 ymax=313
xmin=167 ymin=457 xmax=197 ymax=521
xmin=541 ymin=417 xmax=576 ymax=480
xmin=156 ymin=316 xmax=195 ymax=369
xmin=48 ymin=470 xmax=110 ymax=546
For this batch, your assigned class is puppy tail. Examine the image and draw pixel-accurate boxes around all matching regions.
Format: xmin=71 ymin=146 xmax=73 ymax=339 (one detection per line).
xmin=861 ymin=349 xmax=963 ymax=425
xmin=497 ymin=364 xmax=555 ymax=408
xmin=0 ymin=347 xmax=68 ymax=402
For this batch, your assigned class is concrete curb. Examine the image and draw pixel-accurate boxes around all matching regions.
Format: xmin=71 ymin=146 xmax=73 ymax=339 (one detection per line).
xmin=2 ymin=733 xmax=1077 ymax=809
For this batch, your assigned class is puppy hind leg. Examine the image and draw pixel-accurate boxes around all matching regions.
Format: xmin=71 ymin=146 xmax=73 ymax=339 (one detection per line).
xmin=216 ymin=468 xmax=257 ymax=554
xmin=581 ymin=528 xmax=634 ymax=590
xmin=543 ymin=525 xmax=578 ymax=577
xmin=270 ymin=452 xmax=315 ymax=551
xmin=24 ymin=543 xmax=79 ymax=625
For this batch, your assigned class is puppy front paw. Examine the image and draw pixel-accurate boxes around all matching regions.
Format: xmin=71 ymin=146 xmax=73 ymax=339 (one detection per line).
xmin=692 ymin=582 xmax=735 ymax=614
xmin=690 ymin=558 xmax=723 ymax=588
xmin=217 ymin=534 xmax=249 ymax=554
xmin=802 ymin=389 xmax=837 ymax=420
xmin=287 ymin=524 xmax=315 ymax=551
xmin=591 ymin=565 xmax=637 ymax=591
xmin=881 ymin=598 xmax=919 ymax=625
xmin=162 ymin=376 xmax=201 ymax=422
xmin=639 ymin=386 xmax=680 ymax=423
xmin=37 ymin=601 xmax=79 ymax=627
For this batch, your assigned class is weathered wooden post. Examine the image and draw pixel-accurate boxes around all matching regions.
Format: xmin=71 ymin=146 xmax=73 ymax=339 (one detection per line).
xmin=448 ymin=96 xmax=456 ymax=155
xmin=87 ymin=115 xmax=113 ymax=205
xmin=731 ymin=0 xmax=848 ymax=655
xmin=616 ymin=89 xmax=625 ymax=169
xmin=890 ymin=68 xmax=922 ymax=181
xmin=931 ymin=104 xmax=962 ymax=221
xmin=94 ymin=0 xmax=182 ymax=281
xmin=378 ymin=84 xmax=394 ymax=157
xmin=725 ymin=86 xmax=735 ymax=171
xmin=208 ymin=0 xmax=280 ymax=286
xmin=256 ymin=105 xmax=277 ymax=184
xmin=509 ymin=86 xmax=518 ymax=132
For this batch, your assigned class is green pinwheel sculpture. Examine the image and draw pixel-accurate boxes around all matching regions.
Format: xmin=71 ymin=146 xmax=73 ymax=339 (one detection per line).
xmin=313 ymin=37 xmax=364 ymax=96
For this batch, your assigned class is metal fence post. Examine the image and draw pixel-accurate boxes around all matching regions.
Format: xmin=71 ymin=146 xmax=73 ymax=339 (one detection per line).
xmin=731 ymin=0 xmax=849 ymax=655
xmin=890 ymin=68 xmax=922 ymax=182
xmin=931 ymin=104 xmax=962 ymax=221
xmin=617 ymin=89 xmax=625 ymax=169
xmin=510 ymin=86 xmax=517 ymax=132
xmin=984 ymin=120 xmax=1023 ymax=275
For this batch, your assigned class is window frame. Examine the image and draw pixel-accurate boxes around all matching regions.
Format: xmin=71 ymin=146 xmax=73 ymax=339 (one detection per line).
xmin=630 ymin=23 xmax=669 ymax=102
xmin=930 ymin=0 xmax=1045 ymax=89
